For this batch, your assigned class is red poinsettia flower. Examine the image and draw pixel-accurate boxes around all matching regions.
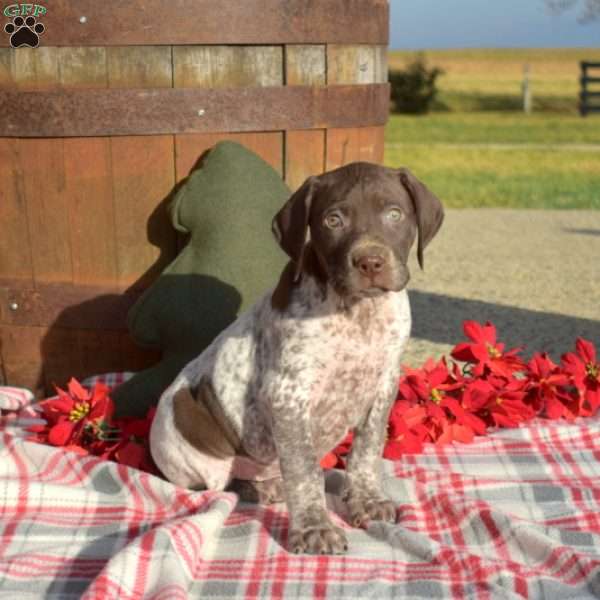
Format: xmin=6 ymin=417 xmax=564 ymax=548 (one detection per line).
xmin=389 ymin=359 xmax=488 ymax=455
xmin=525 ymin=352 xmax=577 ymax=420
xmin=489 ymin=390 xmax=533 ymax=428
xmin=398 ymin=358 xmax=486 ymax=439
xmin=561 ymin=338 xmax=600 ymax=416
xmin=461 ymin=378 xmax=493 ymax=413
xmin=21 ymin=378 xmax=159 ymax=473
xmin=399 ymin=357 xmax=463 ymax=403
xmin=462 ymin=376 xmax=533 ymax=428
xmin=451 ymin=320 xmax=524 ymax=378
xmin=36 ymin=378 xmax=114 ymax=448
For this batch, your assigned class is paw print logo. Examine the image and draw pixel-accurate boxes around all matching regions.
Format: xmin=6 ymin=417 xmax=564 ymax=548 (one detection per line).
xmin=4 ymin=16 xmax=45 ymax=48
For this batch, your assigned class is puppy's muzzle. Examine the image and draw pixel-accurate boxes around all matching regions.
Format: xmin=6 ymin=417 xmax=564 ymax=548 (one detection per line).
xmin=352 ymin=253 xmax=385 ymax=279
xmin=351 ymin=244 xmax=390 ymax=282
xmin=349 ymin=243 xmax=403 ymax=293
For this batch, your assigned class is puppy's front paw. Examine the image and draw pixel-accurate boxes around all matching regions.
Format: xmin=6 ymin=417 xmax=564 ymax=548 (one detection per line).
xmin=289 ymin=523 xmax=348 ymax=555
xmin=346 ymin=495 xmax=397 ymax=528
xmin=288 ymin=505 xmax=348 ymax=554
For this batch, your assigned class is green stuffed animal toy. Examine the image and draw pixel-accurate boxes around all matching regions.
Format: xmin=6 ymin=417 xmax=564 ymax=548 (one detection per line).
xmin=112 ymin=141 xmax=290 ymax=417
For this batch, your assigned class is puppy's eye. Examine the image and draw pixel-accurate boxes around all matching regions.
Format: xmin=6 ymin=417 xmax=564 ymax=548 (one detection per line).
xmin=386 ymin=208 xmax=404 ymax=223
xmin=324 ymin=214 xmax=343 ymax=229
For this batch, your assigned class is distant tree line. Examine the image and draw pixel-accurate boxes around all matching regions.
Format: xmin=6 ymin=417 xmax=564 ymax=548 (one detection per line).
xmin=545 ymin=0 xmax=600 ymax=22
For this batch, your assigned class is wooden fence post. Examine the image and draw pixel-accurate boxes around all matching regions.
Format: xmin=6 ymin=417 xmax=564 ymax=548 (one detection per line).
xmin=522 ymin=63 xmax=532 ymax=114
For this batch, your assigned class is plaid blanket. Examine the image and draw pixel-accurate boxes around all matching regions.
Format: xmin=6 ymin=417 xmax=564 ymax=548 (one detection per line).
xmin=2 ymin=384 xmax=600 ymax=599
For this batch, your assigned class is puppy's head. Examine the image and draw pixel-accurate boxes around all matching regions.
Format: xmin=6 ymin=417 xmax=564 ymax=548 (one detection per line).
xmin=272 ymin=162 xmax=444 ymax=305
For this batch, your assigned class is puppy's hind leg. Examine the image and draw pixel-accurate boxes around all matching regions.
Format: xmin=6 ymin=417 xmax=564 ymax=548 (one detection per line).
xmin=150 ymin=379 xmax=239 ymax=490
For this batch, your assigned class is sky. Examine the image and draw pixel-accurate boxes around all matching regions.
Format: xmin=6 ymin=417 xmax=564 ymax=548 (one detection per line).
xmin=389 ymin=0 xmax=600 ymax=49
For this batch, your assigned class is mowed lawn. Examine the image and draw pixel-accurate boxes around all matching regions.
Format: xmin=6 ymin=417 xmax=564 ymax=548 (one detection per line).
xmin=385 ymin=49 xmax=600 ymax=208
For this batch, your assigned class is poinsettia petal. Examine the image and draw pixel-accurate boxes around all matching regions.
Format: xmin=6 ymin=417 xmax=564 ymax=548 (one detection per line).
xmin=388 ymin=412 xmax=408 ymax=438
xmin=561 ymin=351 xmax=585 ymax=378
xmin=430 ymin=361 xmax=450 ymax=386
xmin=383 ymin=439 xmax=404 ymax=459
xmin=406 ymin=375 xmax=429 ymax=401
xmin=482 ymin=322 xmax=497 ymax=346
xmin=90 ymin=382 xmax=110 ymax=405
xmin=576 ymin=338 xmax=597 ymax=365
xmin=67 ymin=378 xmax=90 ymax=402
xmin=426 ymin=402 xmax=446 ymax=421
xmin=451 ymin=343 xmax=475 ymax=363
xmin=439 ymin=398 xmax=464 ymax=424
xmin=547 ymin=373 xmax=570 ymax=386
xmin=320 ymin=452 xmax=338 ymax=469
xmin=452 ymin=423 xmax=475 ymax=444
xmin=330 ymin=432 xmax=353 ymax=457
xmin=471 ymin=345 xmax=490 ymax=362
xmin=463 ymin=320 xmax=485 ymax=343
xmin=48 ymin=420 xmax=76 ymax=446
xmin=386 ymin=430 xmax=423 ymax=456
xmin=48 ymin=393 xmax=75 ymax=413
xmin=436 ymin=423 xmax=453 ymax=445
xmin=397 ymin=381 xmax=418 ymax=403
xmin=115 ymin=441 xmax=146 ymax=469
xmin=466 ymin=378 xmax=496 ymax=401
xmin=462 ymin=412 xmax=487 ymax=435
xmin=403 ymin=405 xmax=427 ymax=427
xmin=89 ymin=394 xmax=114 ymax=422
xmin=492 ymin=411 xmax=520 ymax=428
xmin=544 ymin=396 xmax=566 ymax=420
xmin=461 ymin=385 xmax=486 ymax=412
xmin=471 ymin=362 xmax=486 ymax=377
xmin=585 ymin=387 xmax=600 ymax=414
xmin=543 ymin=352 xmax=558 ymax=372
xmin=489 ymin=359 xmax=521 ymax=379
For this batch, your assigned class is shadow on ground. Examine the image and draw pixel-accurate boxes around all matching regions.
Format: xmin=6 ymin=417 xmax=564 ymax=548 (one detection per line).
xmin=410 ymin=290 xmax=600 ymax=361
xmin=563 ymin=228 xmax=600 ymax=237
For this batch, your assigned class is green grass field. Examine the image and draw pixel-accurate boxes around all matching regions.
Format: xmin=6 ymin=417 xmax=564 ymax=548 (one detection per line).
xmin=389 ymin=47 xmax=600 ymax=113
xmin=385 ymin=49 xmax=600 ymax=208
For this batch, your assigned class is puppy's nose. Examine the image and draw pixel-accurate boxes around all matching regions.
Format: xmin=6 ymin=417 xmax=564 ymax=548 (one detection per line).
xmin=353 ymin=254 xmax=385 ymax=278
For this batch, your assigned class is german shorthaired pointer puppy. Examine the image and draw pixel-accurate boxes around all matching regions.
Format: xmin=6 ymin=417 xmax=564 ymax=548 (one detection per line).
xmin=150 ymin=162 xmax=444 ymax=554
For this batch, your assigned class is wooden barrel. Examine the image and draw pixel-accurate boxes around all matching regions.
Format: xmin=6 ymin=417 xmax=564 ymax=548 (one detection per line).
xmin=0 ymin=0 xmax=389 ymax=395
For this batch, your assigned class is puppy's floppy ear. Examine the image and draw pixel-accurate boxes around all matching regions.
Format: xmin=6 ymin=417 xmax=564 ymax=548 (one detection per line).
xmin=271 ymin=175 xmax=317 ymax=282
xmin=398 ymin=168 xmax=444 ymax=270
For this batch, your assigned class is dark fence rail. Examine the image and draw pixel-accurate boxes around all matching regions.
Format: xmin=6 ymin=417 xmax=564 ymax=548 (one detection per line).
xmin=580 ymin=61 xmax=600 ymax=116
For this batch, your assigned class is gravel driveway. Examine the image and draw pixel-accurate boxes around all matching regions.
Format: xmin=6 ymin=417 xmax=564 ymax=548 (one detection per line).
xmin=403 ymin=209 xmax=600 ymax=367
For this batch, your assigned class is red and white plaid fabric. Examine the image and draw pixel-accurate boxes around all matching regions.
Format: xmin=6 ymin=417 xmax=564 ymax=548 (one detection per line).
xmin=2 ymin=377 xmax=600 ymax=599
xmin=0 ymin=386 xmax=34 ymax=412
